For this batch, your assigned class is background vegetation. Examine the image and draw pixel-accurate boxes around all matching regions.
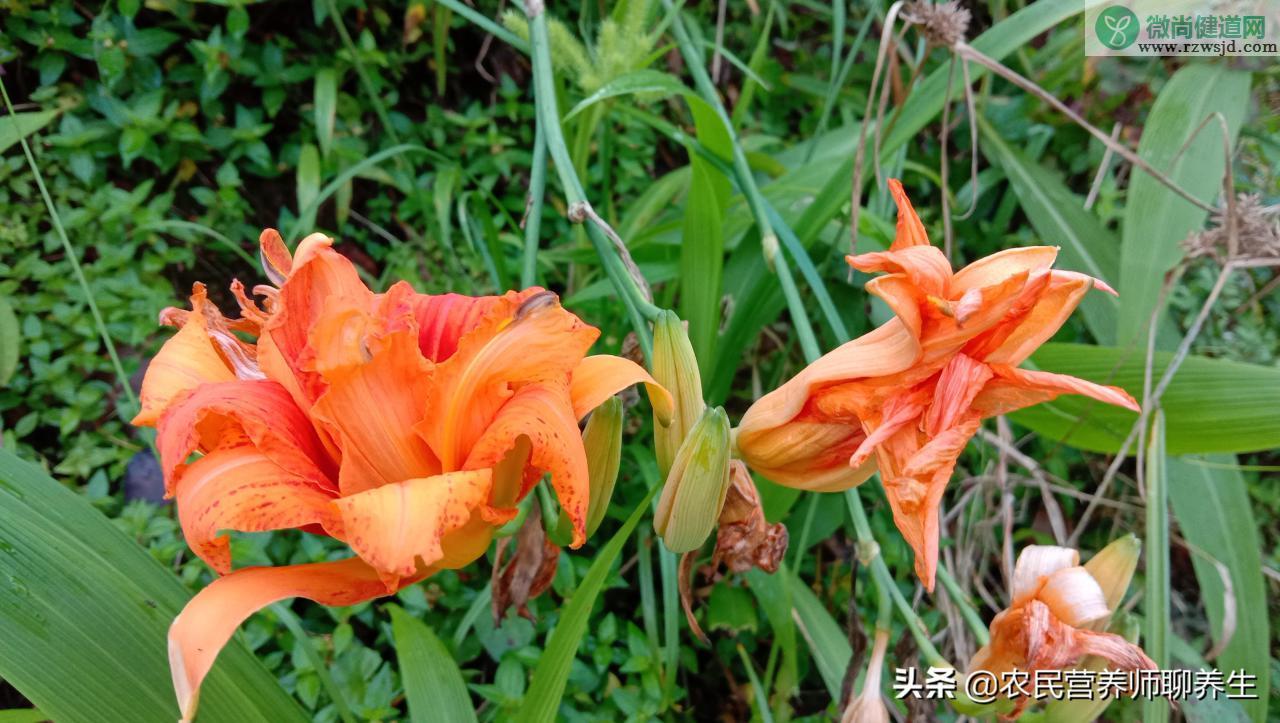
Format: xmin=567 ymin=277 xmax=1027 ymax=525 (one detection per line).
xmin=0 ymin=0 xmax=1277 ymax=720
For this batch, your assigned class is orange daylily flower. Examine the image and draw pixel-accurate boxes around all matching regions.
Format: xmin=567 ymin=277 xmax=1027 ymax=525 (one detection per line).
xmin=736 ymin=180 xmax=1138 ymax=590
xmin=967 ymin=543 xmax=1155 ymax=719
xmin=134 ymin=230 xmax=670 ymax=720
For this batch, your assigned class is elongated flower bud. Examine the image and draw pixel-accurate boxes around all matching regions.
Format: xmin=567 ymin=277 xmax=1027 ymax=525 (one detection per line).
xmin=1082 ymin=534 xmax=1140 ymax=628
xmin=842 ymin=629 xmax=891 ymax=723
xmin=653 ymin=310 xmax=706 ymax=477
xmin=653 ymin=406 xmax=730 ymax=553
xmin=583 ymin=396 xmax=624 ymax=537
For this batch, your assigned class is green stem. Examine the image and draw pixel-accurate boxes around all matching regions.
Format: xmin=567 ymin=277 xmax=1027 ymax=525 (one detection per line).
xmin=0 ymin=77 xmax=139 ymax=419
xmin=936 ymin=564 xmax=990 ymax=647
xmin=433 ymin=0 xmax=530 ymax=52
xmin=524 ymin=2 xmax=657 ymax=360
xmin=522 ymin=124 xmax=548 ymax=288
xmin=1143 ymin=410 xmax=1170 ymax=723
xmin=272 ymin=604 xmax=359 ymax=723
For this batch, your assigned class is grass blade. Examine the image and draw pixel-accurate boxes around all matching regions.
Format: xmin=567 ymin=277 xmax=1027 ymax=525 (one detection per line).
xmin=522 ymin=485 xmax=659 ymax=721
xmin=1117 ymin=64 xmax=1250 ymax=348
xmin=273 ymin=603 xmax=358 ymax=723
xmin=1144 ymin=411 xmax=1170 ymax=723
xmin=1167 ymin=455 xmax=1270 ymax=721
xmin=0 ymin=449 xmax=307 ymax=722
xmin=388 ymin=604 xmax=478 ymax=723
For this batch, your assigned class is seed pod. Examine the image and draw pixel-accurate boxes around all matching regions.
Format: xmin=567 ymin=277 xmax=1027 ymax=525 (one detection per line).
xmin=583 ymin=396 xmax=624 ymax=537
xmin=653 ymin=406 xmax=731 ymax=553
xmin=652 ymin=310 xmax=706 ymax=477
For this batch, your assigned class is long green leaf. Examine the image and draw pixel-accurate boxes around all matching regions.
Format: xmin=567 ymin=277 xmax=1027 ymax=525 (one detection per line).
xmin=0 ymin=296 xmax=19 ymax=387
xmin=1117 ymin=64 xmax=1250 ymax=348
xmin=0 ymin=710 xmax=46 ymax=723
xmin=0 ymin=449 xmax=307 ymax=723
xmin=389 ymin=605 xmax=477 ymax=723
xmin=1010 ymin=343 xmax=1280 ymax=455
xmin=313 ymin=69 xmax=338 ymax=159
xmin=563 ymin=69 xmax=696 ymax=121
xmin=1144 ymin=412 xmax=1170 ymax=723
xmin=709 ymin=0 xmax=1086 ymax=403
xmin=679 ymin=155 xmax=728 ymax=378
xmin=978 ymin=123 xmax=1119 ymax=344
xmin=523 ymin=486 xmax=658 ymax=721
xmin=1167 ymin=455 xmax=1270 ymax=722
xmin=0 ymin=110 xmax=58 ymax=155
xmin=788 ymin=575 xmax=851 ymax=701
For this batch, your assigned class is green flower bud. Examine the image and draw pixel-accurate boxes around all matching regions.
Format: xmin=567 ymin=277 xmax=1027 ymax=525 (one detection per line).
xmin=583 ymin=396 xmax=624 ymax=537
xmin=653 ymin=406 xmax=730 ymax=553
xmin=653 ymin=310 xmax=706 ymax=477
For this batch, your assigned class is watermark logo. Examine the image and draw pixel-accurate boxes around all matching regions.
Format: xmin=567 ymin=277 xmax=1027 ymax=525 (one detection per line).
xmin=1097 ymin=6 xmax=1141 ymax=49
xmin=1085 ymin=0 xmax=1279 ymax=56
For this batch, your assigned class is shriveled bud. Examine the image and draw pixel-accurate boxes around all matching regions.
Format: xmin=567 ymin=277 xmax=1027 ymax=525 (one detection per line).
xmin=653 ymin=406 xmax=730 ymax=553
xmin=653 ymin=311 xmax=706 ymax=477
xmin=1083 ymin=534 xmax=1140 ymax=627
xmin=583 ymin=396 xmax=624 ymax=537
xmin=842 ymin=630 xmax=891 ymax=723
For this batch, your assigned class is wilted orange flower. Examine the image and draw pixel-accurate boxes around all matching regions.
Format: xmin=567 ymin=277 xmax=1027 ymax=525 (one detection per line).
xmin=968 ymin=542 xmax=1155 ymax=719
xmin=134 ymin=230 xmax=669 ymax=720
xmin=736 ymin=180 xmax=1138 ymax=590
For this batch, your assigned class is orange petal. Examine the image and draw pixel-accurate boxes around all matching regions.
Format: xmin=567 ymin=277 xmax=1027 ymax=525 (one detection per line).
xmin=736 ymin=319 xmax=920 ymax=456
xmin=133 ymin=285 xmax=236 ymax=427
xmin=462 ymin=382 xmax=590 ymax=545
xmin=156 ymin=379 xmax=336 ymax=495
xmin=950 ymin=246 xmax=1059 ymax=293
xmin=174 ymin=446 xmax=339 ymax=574
xmin=168 ymin=558 xmax=395 ymax=722
xmin=849 ymin=393 xmax=927 ymax=468
xmin=846 ymin=245 xmax=952 ymax=298
xmin=311 ymin=329 xmax=441 ymax=495
xmin=331 ymin=469 xmax=493 ymax=584
xmin=421 ymin=292 xmax=598 ymax=471
xmin=975 ymin=365 xmax=1140 ymax=417
xmin=864 ymin=274 xmax=925 ymax=340
xmin=258 ymin=228 xmax=293 ymax=285
xmin=570 ymin=354 xmax=673 ymax=425
xmin=978 ymin=271 xmax=1103 ymax=366
xmin=881 ymin=470 xmax=949 ymax=592
xmin=886 ymin=178 xmax=931 ymax=250
xmin=922 ymin=354 xmax=993 ymax=436
xmin=733 ymin=415 xmax=875 ymax=492
xmin=412 ymin=289 xmax=540 ymax=362
xmin=260 ymin=243 xmax=374 ymax=408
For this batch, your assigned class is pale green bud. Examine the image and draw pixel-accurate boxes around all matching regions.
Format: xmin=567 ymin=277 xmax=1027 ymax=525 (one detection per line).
xmin=652 ymin=310 xmax=706 ymax=478
xmin=583 ymin=396 xmax=624 ymax=537
xmin=653 ymin=406 xmax=730 ymax=553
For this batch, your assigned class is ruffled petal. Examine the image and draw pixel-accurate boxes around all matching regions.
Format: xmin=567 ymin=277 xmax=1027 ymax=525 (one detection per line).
xmin=462 ymin=382 xmax=590 ymax=545
xmin=168 ymin=558 xmax=395 ymax=722
xmin=156 ymin=379 xmax=336 ymax=495
xmin=922 ymin=354 xmax=993 ymax=436
xmin=1038 ymin=566 xmax=1111 ymax=627
xmin=1010 ymin=545 xmax=1080 ymax=602
xmin=736 ymin=319 xmax=921 ymax=456
xmin=569 ymin=354 xmax=673 ymax=424
xmin=847 ymin=245 xmax=953 ymax=298
xmin=421 ymin=292 xmax=598 ymax=471
xmin=975 ymin=271 xmax=1103 ymax=366
xmin=174 ymin=446 xmax=340 ymax=574
xmin=412 ymin=290 xmax=539 ymax=363
xmin=950 ymin=246 xmax=1059 ymax=293
xmin=331 ymin=469 xmax=493 ymax=584
xmin=887 ymin=178 xmax=931 ymax=250
xmin=310 ymin=329 xmax=440 ymax=495
xmin=133 ymin=285 xmax=236 ymax=427
xmin=733 ymin=416 xmax=875 ymax=492
xmin=975 ymin=365 xmax=1140 ymax=417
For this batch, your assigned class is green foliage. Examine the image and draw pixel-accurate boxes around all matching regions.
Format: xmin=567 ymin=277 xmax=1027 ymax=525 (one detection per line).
xmin=2 ymin=0 xmax=1277 ymax=720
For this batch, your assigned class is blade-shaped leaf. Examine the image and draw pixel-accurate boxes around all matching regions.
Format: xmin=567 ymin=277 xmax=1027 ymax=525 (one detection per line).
xmin=1010 ymin=343 xmax=1280 ymax=455
xmin=0 ymin=111 xmax=58 ymax=155
xmin=978 ymin=123 xmax=1119 ymax=344
xmin=0 ymin=449 xmax=307 ymax=723
xmin=0 ymin=296 xmax=19 ymax=387
xmin=679 ymin=156 xmax=728 ymax=378
xmin=1117 ymin=64 xmax=1250 ymax=348
xmin=1167 ymin=455 xmax=1270 ymax=722
xmin=563 ymin=70 xmax=695 ymax=122
xmin=388 ymin=604 xmax=477 ymax=723
xmin=788 ymin=575 xmax=851 ymax=701
xmin=522 ymin=485 xmax=658 ymax=721
xmin=314 ymin=68 xmax=338 ymax=159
